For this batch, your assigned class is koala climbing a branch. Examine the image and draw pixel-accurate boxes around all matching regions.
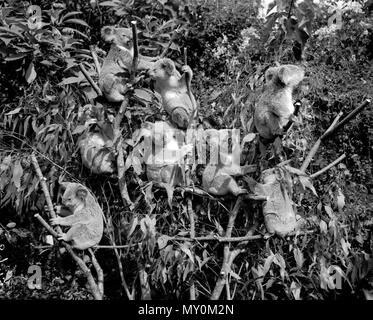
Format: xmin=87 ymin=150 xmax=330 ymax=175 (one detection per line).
xmin=149 ymin=58 xmax=197 ymax=129
xmin=99 ymin=26 xmax=156 ymax=102
xmin=50 ymin=182 xmax=104 ymax=250
xmin=254 ymin=64 xmax=304 ymax=141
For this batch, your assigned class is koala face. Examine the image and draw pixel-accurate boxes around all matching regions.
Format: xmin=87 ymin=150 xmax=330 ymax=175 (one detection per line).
xmin=60 ymin=183 xmax=88 ymax=211
xmin=265 ymin=65 xmax=304 ymax=88
xmin=148 ymin=58 xmax=175 ymax=81
xmin=101 ymin=26 xmax=132 ymax=48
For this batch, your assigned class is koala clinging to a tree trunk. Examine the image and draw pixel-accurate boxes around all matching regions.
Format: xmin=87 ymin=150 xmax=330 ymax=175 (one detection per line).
xmin=149 ymin=58 xmax=197 ymax=129
xmin=99 ymin=26 xmax=156 ymax=102
xmin=50 ymin=182 xmax=104 ymax=250
xmin=254 ymin=64 xmax=304 ymax=141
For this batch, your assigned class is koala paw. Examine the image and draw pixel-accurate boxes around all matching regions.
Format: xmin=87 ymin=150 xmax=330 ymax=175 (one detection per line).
xmin=181 ymin=65 xmax=193 ymax=78
xmin=50 ymin=217 xmax=62 ymax=226
xmin=57 ymin=233 xmax=68 ymax=241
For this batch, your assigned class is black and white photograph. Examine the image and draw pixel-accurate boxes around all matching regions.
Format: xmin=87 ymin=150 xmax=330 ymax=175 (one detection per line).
xmin=0 ymin=0 xmax=372 ymax=307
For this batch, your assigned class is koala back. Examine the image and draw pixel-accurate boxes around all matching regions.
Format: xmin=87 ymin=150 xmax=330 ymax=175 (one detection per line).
xmin=260 ymin=169 xmax=296 ymax=236
xmin=78 ymin=132 xmax=116 ymax=174
xmin=100 ymin=44 xmax=132 ymax=78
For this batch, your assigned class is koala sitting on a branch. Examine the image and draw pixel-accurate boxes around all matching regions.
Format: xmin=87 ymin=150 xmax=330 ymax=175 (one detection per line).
xmin=149 ymin=58 xmax=197 ymax=130
xmin=99 ymin=26 xmax=156 ymax=102
xmin=254 ymin=64 xmax=304 ymax=141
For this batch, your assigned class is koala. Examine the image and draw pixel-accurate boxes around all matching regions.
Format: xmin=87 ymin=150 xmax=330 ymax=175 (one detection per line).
xmin=245 ymin=168 xmax=304 ymax=237
xmin=99 ymin=26 xmax=156 ymax=102
xmin=50 ymin=182 xmax=104 ymax=250
xmin=149 ymin=58 xmax=197 ymax=129
xmin=254 ymin=64 xmax=304 ymax=140
xmin=142 ymin=121 xmax=193 ymax=186
xmin=77 ymin=131 xmax=116 ymax=175
xmin=202 ymin=129 xmax=247 ymax=196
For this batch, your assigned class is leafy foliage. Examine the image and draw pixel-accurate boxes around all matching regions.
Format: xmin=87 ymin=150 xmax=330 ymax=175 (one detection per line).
xmin=0 ymin=0 xmax=372 ymax=300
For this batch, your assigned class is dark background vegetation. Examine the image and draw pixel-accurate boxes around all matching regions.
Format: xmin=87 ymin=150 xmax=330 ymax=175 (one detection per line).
xmin=0 ymin=0 xmax=372 ymax=300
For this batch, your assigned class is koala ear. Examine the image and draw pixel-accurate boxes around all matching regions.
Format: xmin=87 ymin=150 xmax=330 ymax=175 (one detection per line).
xmin=162 ymin=59 xmax=175 ymax=76
xmin=277 ymin=65 xmax=305 ymax=87
xmin=265 ymin=67 xmax=277 ymax=83
xmin=76 ymin=188 xmax=88 ymax=202
xmin=59 ymin=182 xmax=70 ymax=191
xmin=101 ymin=26 xmax=114 ymax=42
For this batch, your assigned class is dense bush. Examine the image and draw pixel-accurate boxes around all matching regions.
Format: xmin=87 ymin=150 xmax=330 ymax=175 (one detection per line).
xmin=0 ymin=0 xmax=372 ymax=300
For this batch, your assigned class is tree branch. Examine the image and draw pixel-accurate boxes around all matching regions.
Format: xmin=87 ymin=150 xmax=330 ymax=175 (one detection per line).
xmin=90 ymin=45 xmax=101 ymax=75
xmin=130 ymin=20 xmax=139 ymax=80
xmin=31 ymin=154 xmax=102 ymax=300
xmin=310 ymin=154 xmax=346 ymax=179
xmin=34 ymin=214 xmax=102 ymax=300
xmin=79 ymin=63 xmax=102 ymax=96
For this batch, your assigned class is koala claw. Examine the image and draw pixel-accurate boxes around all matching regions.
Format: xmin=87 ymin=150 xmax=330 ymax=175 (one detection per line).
xmin=181 ymin=65 xmax=193 ymax=77
xmin=50 ymin=217 xmax=60 ymax=226
xmin=57 ymin=233 xmax=68 ymax=241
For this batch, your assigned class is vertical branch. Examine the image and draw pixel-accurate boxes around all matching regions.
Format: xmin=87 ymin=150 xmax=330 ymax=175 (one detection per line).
xmin=210 ymin=197 xmax=243 ymax=300
xmin=187 ymin=198 xmax=196 ymax=300
xmin=31 ymin=153 xmax=61 ymax=233
xmin=138 ymin=267 xmax=151 ymax=300
xmin=90 ymin=45 xmax=101 ymax=75
xmin=130 ymin=20 xmax=139 ymax=80
xmin=32 ymin=153 xmax=102 ymax=300
xmin=287 ymin=0 xmax=295 ymax=18
xmin=88 ymin=248 xmax=104 ymax=297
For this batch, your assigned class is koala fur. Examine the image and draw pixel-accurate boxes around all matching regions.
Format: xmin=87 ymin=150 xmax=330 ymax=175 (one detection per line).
xmin=141 ymin=121 xmax=192 ymax=186
xmin=245 ymin=168 xmax=303 ymax=236
xmin=77 ymin=131 xmax=116 ymax=175
xmin=149 ymin=58 xmax=197 ymax=129
xmin=50 ymin=182 xmax=104 ymax=250
xmin=202 ymin=129 xmax=247 ymax=196
xmin=254 ymin=64 xmax=304 ymax=140
xmin=99 ymin=26 xmax=155 ymax=102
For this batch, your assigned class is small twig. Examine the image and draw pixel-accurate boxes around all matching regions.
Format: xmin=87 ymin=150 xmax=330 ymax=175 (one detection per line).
xmin=90 ymin=45 xmax=101 ymax=75
xmin=310 ymin=154 xmax=346 ymax=179
xmin=130 ymin=21 xmax=139 ymax=80
xmin=287 ymin=0 xmax=295 ymax=18
xmin=79 ymin=63 xmax=102 ymax=96
xmin=300 ymin=111 xmax=343 ymax=172
xmin=321 ymin=99 xmax=371 ymax=140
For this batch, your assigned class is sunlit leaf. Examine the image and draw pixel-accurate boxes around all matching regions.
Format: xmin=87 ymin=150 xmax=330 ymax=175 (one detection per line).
xmin=25 ymin=62 xmax=37 ymax=83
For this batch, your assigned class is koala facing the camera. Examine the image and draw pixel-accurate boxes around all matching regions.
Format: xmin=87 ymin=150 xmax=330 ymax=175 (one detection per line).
xmin=254 ymin=64 xmax=304 ymax=140
xmin=99 ymin=26 xmax=156 ymax=102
